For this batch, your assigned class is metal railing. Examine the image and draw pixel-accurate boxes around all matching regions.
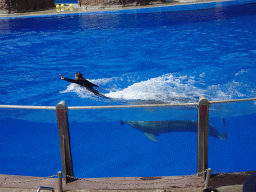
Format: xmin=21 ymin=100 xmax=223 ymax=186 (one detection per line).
xmin=1 ymin=97 xmax=256 ymax=110
xmin=1 ymin=97 xmax=256 ymax=183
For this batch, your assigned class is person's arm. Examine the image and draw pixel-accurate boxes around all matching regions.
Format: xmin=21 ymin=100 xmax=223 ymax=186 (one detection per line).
xmin=63 ymin=78 xmax=78 ymax=84
xmin=59 ymin=74 xmax=79 ymax=84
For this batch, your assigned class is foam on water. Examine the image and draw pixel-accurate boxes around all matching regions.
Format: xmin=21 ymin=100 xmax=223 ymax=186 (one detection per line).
xmin=60 ymin=68 xmax=256 ymax=105
xmin=105 ymin=73 xmax=202 ymax=103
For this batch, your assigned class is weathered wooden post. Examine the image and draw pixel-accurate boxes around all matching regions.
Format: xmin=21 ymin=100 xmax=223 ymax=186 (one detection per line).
xmin=56 ymin=101 xmax=74 ymax=183
xmin=197 ymin=96 xmax=209 ymax=179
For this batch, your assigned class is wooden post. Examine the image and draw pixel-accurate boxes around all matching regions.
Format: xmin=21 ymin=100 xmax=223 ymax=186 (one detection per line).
xmin=56 ymin=101 xmax=74 ymax=183
xmin=197 ymin=96 xmax=209 ymax=179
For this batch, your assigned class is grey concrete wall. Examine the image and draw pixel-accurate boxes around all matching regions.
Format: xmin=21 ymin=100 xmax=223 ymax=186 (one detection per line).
xmin=0 ymin=0 xmax=6 ymax=10
xmin=0 ymin=0 xmax=55 ymax=13
xmin=79 ymin=0 xmax=165 ymax=7
xmin=0 ymin=0 xmax=165 ymax=13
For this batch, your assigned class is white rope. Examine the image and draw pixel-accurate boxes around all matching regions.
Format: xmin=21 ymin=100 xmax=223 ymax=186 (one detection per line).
xmin=66 ymin=171 xmax=206 ymax=185
xmin=0 ymin=97 xmax=255 ymax=110
xmin=0 ymin=174 xmax=58 ymax=185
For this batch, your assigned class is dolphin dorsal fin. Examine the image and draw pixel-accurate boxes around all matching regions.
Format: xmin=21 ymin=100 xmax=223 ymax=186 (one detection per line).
xmin=144 ymin=132 xmax=158 ymax=142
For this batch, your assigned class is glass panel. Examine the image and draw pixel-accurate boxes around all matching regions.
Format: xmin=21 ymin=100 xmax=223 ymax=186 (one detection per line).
xmin=208 ymin=101 xmax=256 ymax=173
xmin=2 ymin=100 xmax=255 ymax=178
xmin=0 ymin=108 xmax=57 ymax=123
xmin=0 ymin=108 xmax=61 ymax=177
xmin=68 ymin=105 xmax=198 ymax=122
xmin=69 ymin=106 xmax=198 ymax=178
xmin=209 ymin=100 xmax=256 ymax=118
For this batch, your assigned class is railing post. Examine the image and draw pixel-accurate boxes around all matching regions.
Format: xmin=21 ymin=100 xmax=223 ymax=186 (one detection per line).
xmin=205 ymin=168 xmax=212 ymax=189
xmin=56 ymin=101 xmax=74 ymax=183
xmin=197 ymin=96 xmax=209 ymax=179
xmin=58 ymin=171 xmax=63 ymax=192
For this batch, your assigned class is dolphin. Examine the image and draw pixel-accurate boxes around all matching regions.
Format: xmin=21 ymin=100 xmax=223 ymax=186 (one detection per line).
xmin=121 ymin=120 xmax=228 ymax=142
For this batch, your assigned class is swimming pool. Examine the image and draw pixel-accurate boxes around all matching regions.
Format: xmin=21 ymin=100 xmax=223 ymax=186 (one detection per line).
xmin=0 ymin=0 xmax=256 ymax=178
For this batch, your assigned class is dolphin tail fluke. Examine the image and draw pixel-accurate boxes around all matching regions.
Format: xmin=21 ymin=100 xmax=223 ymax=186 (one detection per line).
xmin=218 ymin=130 xmax=228 ymax=140
xmin=144 ymin=132 xmax=158 ymax=142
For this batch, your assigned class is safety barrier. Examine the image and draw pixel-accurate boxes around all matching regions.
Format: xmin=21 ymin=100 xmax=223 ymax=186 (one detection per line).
xmin=1 ymin=97 xmax=256 ymax=110
xmin=1 ymin=97 xmax=256 ymax=184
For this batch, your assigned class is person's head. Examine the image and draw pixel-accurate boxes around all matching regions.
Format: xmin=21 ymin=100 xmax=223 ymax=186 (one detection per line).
xmin=75 ymin=72 xmax=83 ymax=80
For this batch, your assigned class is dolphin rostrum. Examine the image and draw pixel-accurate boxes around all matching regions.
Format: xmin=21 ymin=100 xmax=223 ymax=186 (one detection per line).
xmin=121 ymin=120 xmax=228 ymax=142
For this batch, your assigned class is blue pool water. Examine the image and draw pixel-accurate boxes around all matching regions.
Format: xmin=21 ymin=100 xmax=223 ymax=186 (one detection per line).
xmin=54 ymin=0 xmax=78 ymax=4
xmin=1 ymin=1 xmax=256 ymax=178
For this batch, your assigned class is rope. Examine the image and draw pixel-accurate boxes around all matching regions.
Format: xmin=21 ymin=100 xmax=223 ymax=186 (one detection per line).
xmin=0 ymin=97 xmax=255 ymax=110
xmin=0 ymin=174 xmax=58 ymax=185
xmin=211 ymin=170 xmax=253 ymax=176
xmin=0 ymin=170 xmax=251 ymax=187
xmin=66 ymin=171 xmax=206 ymax=186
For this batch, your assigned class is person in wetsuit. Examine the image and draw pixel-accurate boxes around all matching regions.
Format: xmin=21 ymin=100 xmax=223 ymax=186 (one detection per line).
xmin=60 ymin=72 xmax=105 ymax=97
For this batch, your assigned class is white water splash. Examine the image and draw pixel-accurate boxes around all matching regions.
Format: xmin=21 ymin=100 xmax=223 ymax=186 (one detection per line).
xmin=60 ymin=84 xmax=93 ymax=98
xmin=105 ymin=73 xmax=203 ymax=103
xmin=60 ymin=72 xmax=255 ymax=104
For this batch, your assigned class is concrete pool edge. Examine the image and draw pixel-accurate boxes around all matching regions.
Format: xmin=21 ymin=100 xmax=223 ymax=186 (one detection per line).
xmin=0 ymin=170 xmax=253 ymax=191
xmin=0 ymin=0 xmax=255 ymax=18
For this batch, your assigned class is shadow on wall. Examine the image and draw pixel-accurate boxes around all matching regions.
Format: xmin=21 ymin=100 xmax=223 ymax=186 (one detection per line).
xmin=4 ymin=0 xmax=55 ymax=13
xmin=1 ymin=0 xmax=166 ymax=13
xmin=79 ymin=0 xmax=166 ymax=7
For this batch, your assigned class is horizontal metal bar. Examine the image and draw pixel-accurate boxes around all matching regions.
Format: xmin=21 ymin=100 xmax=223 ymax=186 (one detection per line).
xmin=0 ymin=105 xmax=56 ymax=110
xmin=0 ymin=103 xmax=198 ymax=110
xmin=67 ymin=102 xmax=198 ymax=110
xmin=0 ymin=97 xmax=255 ymax=110
xmin=209 ymin=97 xmax=256 ymax=104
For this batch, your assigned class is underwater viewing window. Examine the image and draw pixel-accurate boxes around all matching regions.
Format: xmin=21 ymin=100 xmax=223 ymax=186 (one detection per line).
xmin=1 ymin=97 xmax=256 ymax=178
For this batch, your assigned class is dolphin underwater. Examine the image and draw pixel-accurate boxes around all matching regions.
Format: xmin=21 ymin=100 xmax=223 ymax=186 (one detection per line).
xmin=121 ymin=120 xmax=228 ymax=142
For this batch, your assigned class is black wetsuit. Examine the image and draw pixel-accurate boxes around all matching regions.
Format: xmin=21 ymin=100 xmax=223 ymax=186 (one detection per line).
xmin=63 ymin=78 xmax=101 ymax=95
xmin=63 ymin=77 xmax=110 ymax=99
